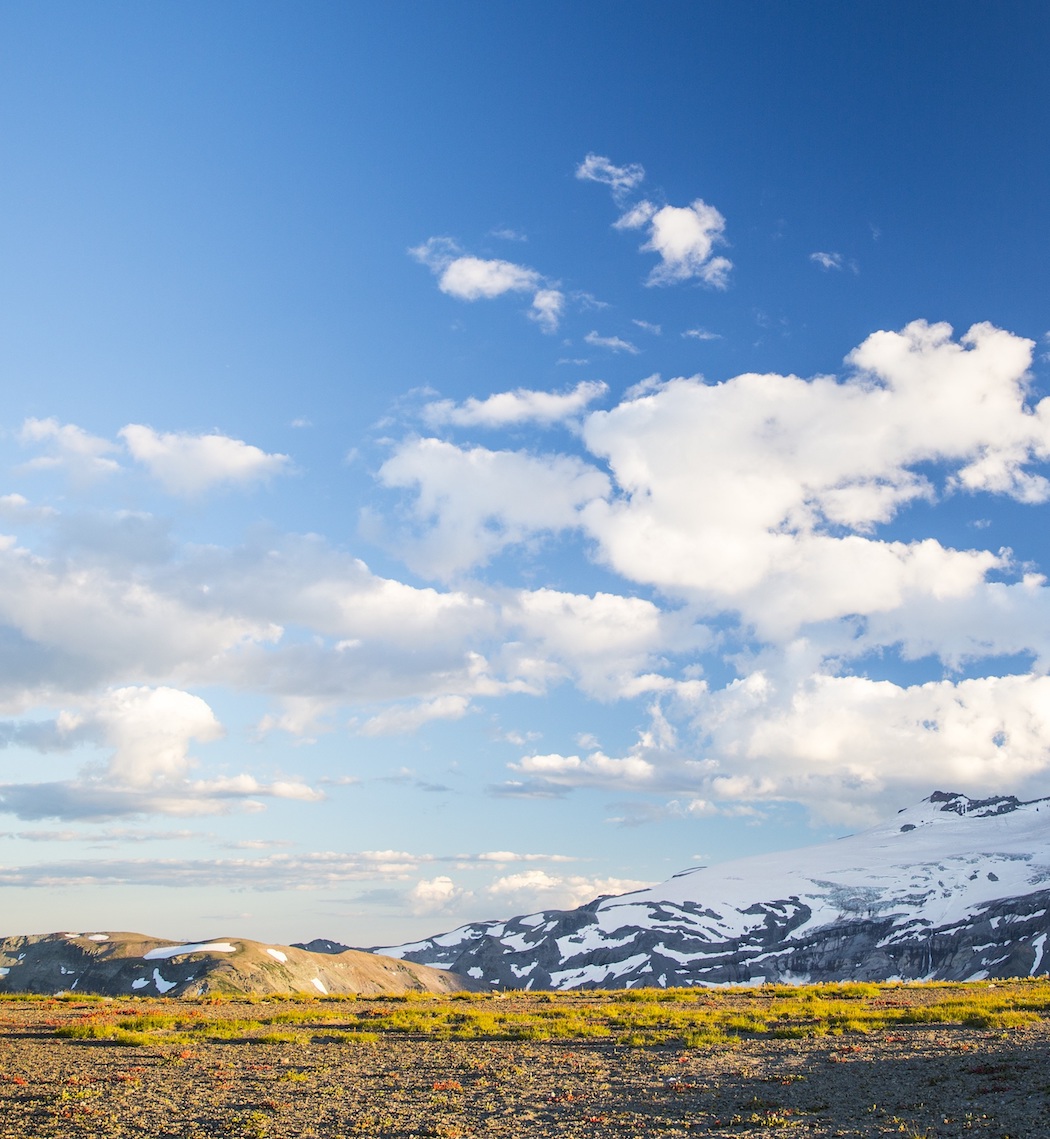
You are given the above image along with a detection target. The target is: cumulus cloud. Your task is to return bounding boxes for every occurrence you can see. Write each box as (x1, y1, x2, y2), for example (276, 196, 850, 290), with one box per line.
(438, 257, 540, 300)
(502, 587, 707, 699)
(584, 331, 639, 354)
(682, 327, 721, 341)
(408, 875, 465, 914)
(19, 418, 121, 480)
(615, 198, 732, 287)
(685, 668, 1050, 824)
(376, 438, 610, 576)
(574, 153, 645, 201)
(484, 869, 651, 911)
(0, 685, 321, 821)
(120, 425, 290, 495)
(579, 321, 1045, 632)
(410, 237, 563, 331)
(528, 288, 565, 333)
(510, 750, 657, 788)
(422, 381, 607, 429)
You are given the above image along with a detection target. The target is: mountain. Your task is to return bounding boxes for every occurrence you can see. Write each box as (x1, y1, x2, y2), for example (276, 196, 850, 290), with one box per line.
(373, 792, 1050, 990)
(0, 931, 478, 997)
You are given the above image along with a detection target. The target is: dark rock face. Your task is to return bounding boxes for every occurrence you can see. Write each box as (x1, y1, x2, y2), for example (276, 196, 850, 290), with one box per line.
(292, 938, 352, 955)
(371, 792, 1050, 990)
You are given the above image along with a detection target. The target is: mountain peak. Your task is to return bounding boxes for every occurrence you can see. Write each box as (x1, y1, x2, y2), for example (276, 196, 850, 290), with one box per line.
(927, 790, 1025, 817)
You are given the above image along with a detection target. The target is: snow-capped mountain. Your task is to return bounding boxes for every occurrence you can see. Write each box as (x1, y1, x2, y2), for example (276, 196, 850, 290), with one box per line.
(374, 792, 1050, 989)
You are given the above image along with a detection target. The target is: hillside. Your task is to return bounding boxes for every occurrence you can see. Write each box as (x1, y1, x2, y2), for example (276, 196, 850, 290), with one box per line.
(374, 791, 1050, 989)
(0, 930, 477, 997)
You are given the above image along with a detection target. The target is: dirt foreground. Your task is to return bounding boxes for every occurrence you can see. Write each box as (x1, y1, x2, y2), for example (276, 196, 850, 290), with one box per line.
(1, 995, 1047, 1138)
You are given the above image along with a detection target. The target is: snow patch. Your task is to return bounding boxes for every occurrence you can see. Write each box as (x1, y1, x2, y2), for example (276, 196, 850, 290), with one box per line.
(152, 968, 177, 993)
(310, 977, 328, 994)
(87, 934, 109, 941)
(1032, 933, 1047, 975)
(144, 942, 237, 960)
(265, 948, 288, 964)
(131, 978, 149, 990)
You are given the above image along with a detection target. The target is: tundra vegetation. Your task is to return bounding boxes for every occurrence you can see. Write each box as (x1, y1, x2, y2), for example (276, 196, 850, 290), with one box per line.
(42, 977, 1050, 1048)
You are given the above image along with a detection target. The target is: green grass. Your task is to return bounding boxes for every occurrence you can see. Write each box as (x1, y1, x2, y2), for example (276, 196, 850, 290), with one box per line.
(41, 976, 1050, 1049)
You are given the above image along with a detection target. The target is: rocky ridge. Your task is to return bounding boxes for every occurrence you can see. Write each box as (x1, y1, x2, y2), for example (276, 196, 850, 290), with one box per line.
(0, 930, 477, 997)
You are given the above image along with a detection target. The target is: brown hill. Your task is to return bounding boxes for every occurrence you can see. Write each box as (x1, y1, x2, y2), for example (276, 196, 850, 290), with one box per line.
(0, 931, 480, 997)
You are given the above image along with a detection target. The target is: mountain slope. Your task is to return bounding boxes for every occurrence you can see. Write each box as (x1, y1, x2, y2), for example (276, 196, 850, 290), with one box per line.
(0, 931, 478, 997)
(374, 792, 1050, 989)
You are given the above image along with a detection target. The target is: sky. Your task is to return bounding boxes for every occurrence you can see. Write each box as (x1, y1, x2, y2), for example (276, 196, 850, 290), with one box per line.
(1, 1, 1049, 948)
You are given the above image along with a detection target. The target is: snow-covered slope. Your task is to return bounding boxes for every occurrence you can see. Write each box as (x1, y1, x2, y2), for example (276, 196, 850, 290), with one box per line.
(374, 792, 1050, 989)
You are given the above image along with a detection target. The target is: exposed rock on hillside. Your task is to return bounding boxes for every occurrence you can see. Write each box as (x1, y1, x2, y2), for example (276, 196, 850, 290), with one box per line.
(0, 931, 477, 997)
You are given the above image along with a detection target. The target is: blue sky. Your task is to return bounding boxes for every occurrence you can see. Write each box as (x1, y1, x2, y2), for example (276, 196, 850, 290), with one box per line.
(1, 2, 1049, 946)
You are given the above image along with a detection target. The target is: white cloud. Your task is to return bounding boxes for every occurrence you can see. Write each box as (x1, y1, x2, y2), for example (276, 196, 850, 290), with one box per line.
(408, 875, 465, 914)
(438, 256, 540, 300)
(0, 685, 321, 821)
(689, 668, 1050, 824)
(410, 237, 562, 331)
(422, 381, 607, 429)
(19, 418, 121, 479)
(810, 251, 858, 274)
(810, 251, 844, 270)
(489, 227, 527, 242)
(376, 438, 610, 576)
(528, 288, 564, 333)
(682, 327, 721, 341)
(632, 319, 662, 335)
(574, 153, 645, 201)
(584, 330, 639, 354)
(579, 321, 1044, 633)
(485, 869, 650, 911)
(120, 425, 290, 495)
(616, 199, 732, 287)
(510, 749, 657, 789)
(502, 587, 706, 699)
(359, 694, 471, 736)
(89, 685, 224, 786)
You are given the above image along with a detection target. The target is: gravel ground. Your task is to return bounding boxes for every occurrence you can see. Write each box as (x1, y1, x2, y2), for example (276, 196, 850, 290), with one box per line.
(1, 999, 1047, 1137)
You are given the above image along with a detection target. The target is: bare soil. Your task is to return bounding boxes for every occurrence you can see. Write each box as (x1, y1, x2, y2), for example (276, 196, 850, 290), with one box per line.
(1, 998, 1048, 1137)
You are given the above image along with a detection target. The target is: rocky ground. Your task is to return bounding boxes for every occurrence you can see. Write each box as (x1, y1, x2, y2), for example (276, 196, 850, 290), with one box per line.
(1, 997, 1047, 1137)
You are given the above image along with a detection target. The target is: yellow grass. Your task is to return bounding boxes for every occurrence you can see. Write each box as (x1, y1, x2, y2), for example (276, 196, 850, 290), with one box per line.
(47, 975, 1050, 1049)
